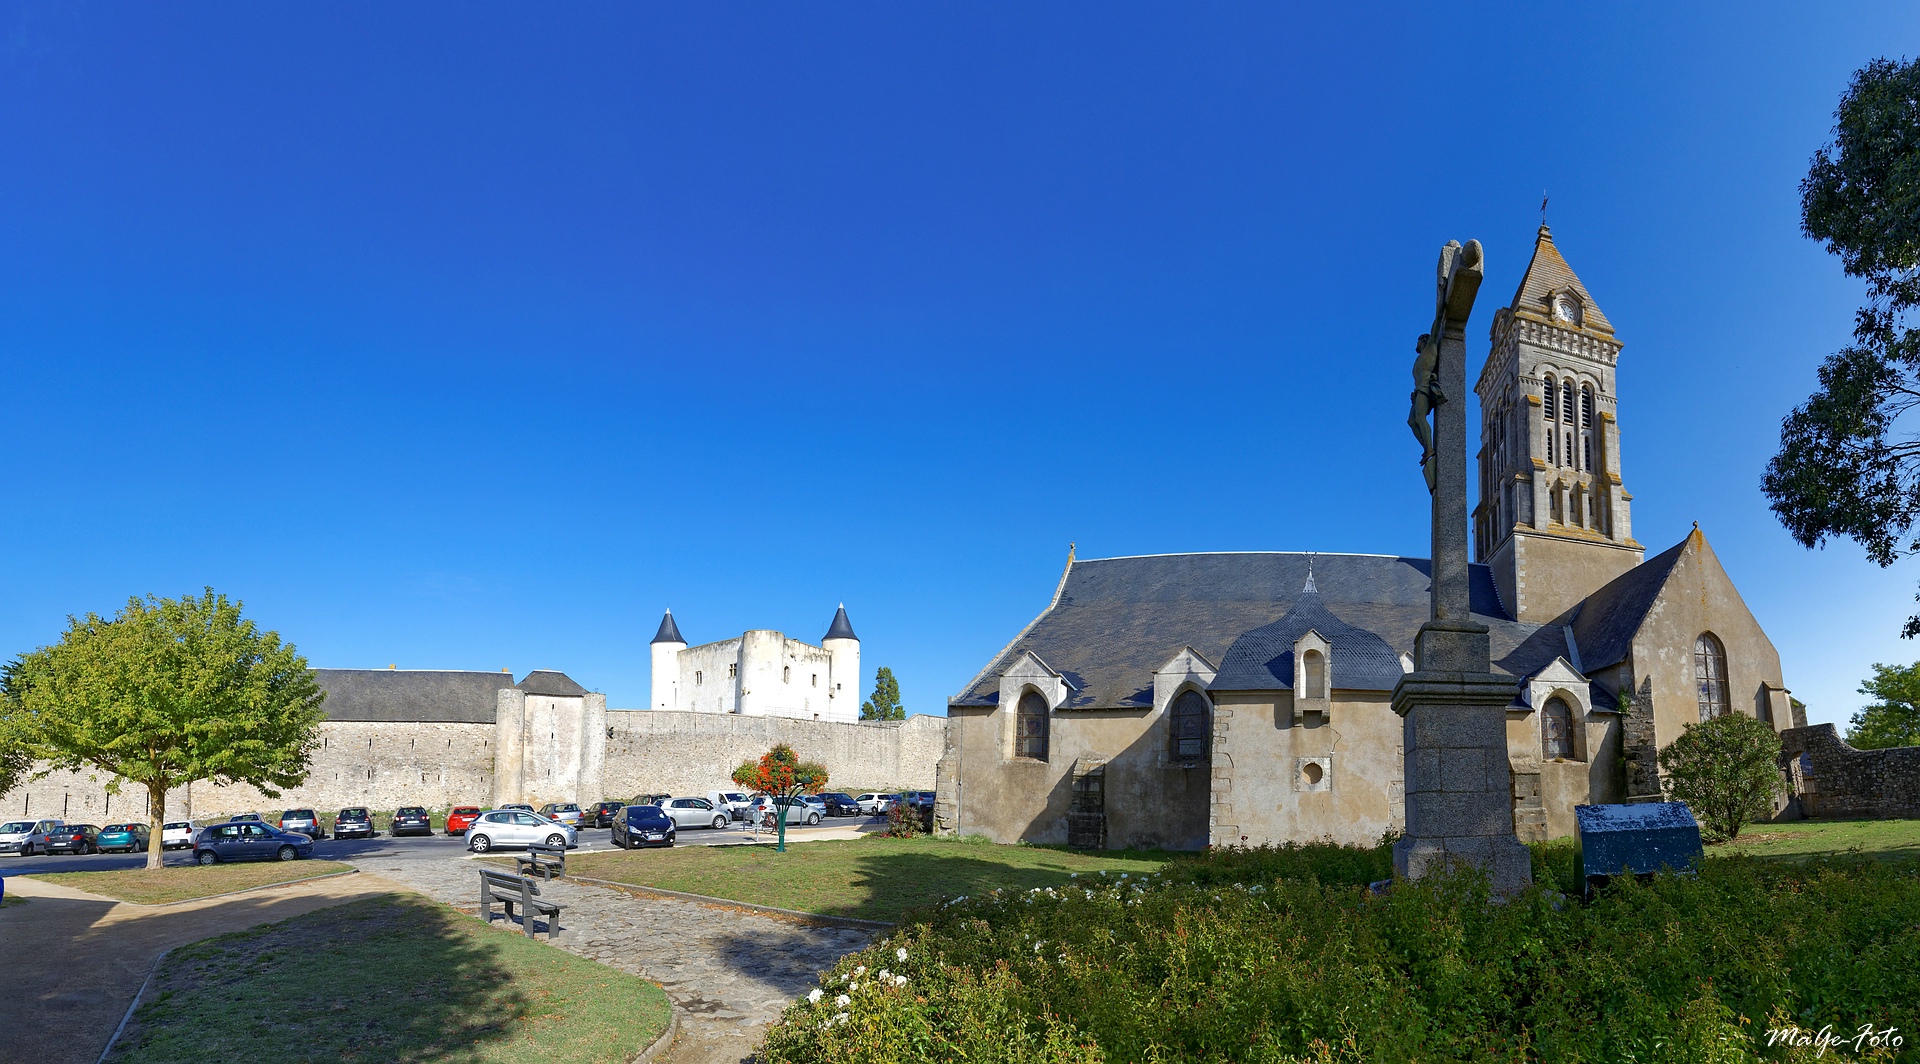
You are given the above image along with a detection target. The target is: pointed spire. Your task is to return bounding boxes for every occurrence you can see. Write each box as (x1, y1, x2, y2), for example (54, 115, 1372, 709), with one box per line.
(1303, 555, 1318, 595)
(1508, 225, 1614, 336)
(650, 609, 686, 645)
(824, 603, 858, 642)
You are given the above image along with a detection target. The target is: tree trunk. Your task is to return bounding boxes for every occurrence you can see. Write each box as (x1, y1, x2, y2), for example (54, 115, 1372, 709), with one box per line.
(146, 779, 168, 870)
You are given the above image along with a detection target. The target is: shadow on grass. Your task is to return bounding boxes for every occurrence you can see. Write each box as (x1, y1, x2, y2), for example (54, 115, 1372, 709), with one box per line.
(108, 894, 535, 1064)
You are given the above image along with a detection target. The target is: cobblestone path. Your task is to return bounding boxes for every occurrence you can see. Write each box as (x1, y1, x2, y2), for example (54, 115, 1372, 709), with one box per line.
(352, 852, 875, 1064)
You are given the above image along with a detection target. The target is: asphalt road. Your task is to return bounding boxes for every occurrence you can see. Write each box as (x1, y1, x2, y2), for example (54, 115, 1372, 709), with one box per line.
(1, 814, 883, 877)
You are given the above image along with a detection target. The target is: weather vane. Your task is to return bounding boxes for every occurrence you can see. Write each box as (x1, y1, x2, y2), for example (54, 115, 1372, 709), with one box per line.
(1541, 192, 1549, 226)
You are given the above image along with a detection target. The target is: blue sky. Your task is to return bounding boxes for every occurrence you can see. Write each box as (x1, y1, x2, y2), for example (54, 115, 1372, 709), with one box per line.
(2, 5, 1916, 728)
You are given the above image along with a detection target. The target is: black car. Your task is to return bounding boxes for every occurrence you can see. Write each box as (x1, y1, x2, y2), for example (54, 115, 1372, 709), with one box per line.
(586, 801, 625, 828)
(816, 792, 861, 817)
(611, 804, 676, 849)
(43, 824, 100, 854)
(333, 807, 375, 839)
(391, 807, 433, 837)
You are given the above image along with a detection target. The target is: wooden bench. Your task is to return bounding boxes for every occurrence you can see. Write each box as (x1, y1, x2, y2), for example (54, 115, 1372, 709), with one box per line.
(478, 868, 564, 941)
(514, 842, 566, 881)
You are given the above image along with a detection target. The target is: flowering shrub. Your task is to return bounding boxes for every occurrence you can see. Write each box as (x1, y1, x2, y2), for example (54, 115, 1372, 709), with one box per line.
(882, 801, 931, 838)
(762, 847, 1920, 1063)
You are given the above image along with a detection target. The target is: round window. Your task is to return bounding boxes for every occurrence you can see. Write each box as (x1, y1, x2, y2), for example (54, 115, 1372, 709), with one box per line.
(1303, 762, 1324, 786)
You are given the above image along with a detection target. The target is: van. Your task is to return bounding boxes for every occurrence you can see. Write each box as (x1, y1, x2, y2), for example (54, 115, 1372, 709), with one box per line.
(0, 818, 63, 857)
(708, 792, 750, 821)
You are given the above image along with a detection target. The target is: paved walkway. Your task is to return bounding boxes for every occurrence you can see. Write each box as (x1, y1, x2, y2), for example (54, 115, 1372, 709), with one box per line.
(357, 851, 874, 1064)
(0, 870, 399, 1064)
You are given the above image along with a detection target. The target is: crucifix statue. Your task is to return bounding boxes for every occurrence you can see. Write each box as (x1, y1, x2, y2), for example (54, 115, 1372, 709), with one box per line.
(1407, 238, 1483, 621)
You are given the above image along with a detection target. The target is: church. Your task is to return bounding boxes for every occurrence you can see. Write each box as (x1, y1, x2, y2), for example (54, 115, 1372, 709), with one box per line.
(939, 227, 1796, 851)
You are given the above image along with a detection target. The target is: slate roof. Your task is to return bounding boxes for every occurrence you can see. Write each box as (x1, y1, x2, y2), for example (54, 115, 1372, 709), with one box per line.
(1510, 225, 1615, 335)
(651, 610, 686, 645)
(518, 670, 590, 697)
(1570, 533, 1693, 672)
(1211, 586, 1406, 692)
(824, 605, 858, 642)
(950, 552, 1572, 710)
(312, 669, 516, 723)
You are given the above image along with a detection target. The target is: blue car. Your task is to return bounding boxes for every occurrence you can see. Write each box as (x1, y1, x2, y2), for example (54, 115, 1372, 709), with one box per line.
(194, 821, 315, 864)
(611, 804, 676, 849)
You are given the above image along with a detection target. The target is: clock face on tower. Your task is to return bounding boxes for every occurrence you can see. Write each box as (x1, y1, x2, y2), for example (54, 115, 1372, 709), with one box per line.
(1553, 295, 1580, 325)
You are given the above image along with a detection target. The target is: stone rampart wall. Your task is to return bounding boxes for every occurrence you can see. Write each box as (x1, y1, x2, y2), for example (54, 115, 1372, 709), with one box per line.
(600, 709, 945, 800)
(1779, 724, 1920, 820)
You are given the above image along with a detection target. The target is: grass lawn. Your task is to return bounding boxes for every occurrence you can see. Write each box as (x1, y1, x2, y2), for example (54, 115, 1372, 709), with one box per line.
(107, 893, 671, 1064)
(30, 860, 355, 904)
(1711, 816, 1920, 861)
(567, 835, 1170, 923)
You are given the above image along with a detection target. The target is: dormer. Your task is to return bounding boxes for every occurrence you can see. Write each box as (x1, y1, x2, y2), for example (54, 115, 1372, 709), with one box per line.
(1293, 629, 1331, 725)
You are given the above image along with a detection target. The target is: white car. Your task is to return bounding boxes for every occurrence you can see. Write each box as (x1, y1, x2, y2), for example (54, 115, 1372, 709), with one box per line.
(661, 797, 729, 830)
(0, 819, 61, 857)
(161, 822, 199, 850)
(855, 793, 899, 815)
(465, 810, 578, 853)
(707, 791, 751, 820)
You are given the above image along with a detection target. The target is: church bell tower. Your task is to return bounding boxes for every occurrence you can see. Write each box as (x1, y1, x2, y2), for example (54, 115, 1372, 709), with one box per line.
(1474, 227, 1643, 622)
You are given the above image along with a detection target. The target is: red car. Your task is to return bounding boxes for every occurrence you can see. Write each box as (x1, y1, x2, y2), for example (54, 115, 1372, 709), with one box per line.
(446, 806, 481, 836)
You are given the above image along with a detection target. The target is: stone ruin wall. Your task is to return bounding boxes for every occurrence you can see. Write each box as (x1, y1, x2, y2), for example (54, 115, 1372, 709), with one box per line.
(600, 709, 945, 800)
(1778, 723, 1920, 820)
(0, 720, 497, 823)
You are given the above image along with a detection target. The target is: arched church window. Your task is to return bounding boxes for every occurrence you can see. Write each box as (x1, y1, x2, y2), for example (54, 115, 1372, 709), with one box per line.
(1581, 385, 1594, 428)
(1170, 690, 1210, 763)
(1302, 649, 1328, 699)
(1562, 381, 1576, 423)
(1543, 377, 1557, 420)
(1016, 691, 1050, 761)
(1542, 697, 1574, 760)
(1695, 633, 1731, 720)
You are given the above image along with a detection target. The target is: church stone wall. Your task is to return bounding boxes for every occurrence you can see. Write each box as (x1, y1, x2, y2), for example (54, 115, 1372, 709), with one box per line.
(1779, 724, 1920, 820)
(0, 720, 497, 824)
(599, 709, 944, 801)
(1212, 691, 1405, 848)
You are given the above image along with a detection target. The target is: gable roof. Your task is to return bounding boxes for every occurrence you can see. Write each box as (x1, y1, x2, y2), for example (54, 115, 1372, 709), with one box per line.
(1569, 532, 1692, 671)
(1509, 226, 1615, 336)
(1210, 586, 1406, 692)
(517, 670, 589, 697)
(651, 610, 686, 645)
(950, 552, 1566, 710)
(313, 669, 515, 723)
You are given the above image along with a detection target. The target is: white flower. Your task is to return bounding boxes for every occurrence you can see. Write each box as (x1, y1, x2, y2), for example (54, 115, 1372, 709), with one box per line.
(895, 974, 908, 986)
(878, 969, 890, 980)
(849, 982, 860, 993)
(808, 989, 823, 1004)
(896, 947, 908, 962)
(820, 1021, 832, 1031)
(834, 1012, 849, 1024)
(854, 965, 866, 976)
(835, 994, 851, 1008)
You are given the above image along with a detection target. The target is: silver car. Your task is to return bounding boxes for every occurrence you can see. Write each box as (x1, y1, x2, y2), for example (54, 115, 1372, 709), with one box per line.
(538, 802, 585, 828)
(0, 819, 61, 857)
(660, 797, 729, 830)
(464, 810, 578, 853)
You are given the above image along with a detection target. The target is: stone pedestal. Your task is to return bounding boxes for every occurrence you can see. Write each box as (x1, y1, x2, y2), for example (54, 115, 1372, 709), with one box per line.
(1391, 621, 1533, 893)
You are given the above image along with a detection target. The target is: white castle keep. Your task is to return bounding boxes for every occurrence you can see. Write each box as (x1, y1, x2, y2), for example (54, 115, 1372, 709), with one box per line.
(648, 605, 861, 723)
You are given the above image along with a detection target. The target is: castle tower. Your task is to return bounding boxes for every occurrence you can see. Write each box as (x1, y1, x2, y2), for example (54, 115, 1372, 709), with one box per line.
(822, 604, 860, 723)
(649, 609, 686, 711)
(1474, 227, 1643, 622)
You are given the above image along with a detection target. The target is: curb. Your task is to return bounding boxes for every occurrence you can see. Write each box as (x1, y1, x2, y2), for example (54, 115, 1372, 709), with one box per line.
(96, 945, 172, 1064)
(630, 1005, 681, 1064)
(569, 875, 895, 931)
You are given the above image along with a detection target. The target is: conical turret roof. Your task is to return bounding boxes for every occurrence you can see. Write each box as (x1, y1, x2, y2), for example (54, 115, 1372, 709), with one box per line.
(651, 610, 686, 645)
(824, 604, 858, 642)
(1508, 225, 1614, 336)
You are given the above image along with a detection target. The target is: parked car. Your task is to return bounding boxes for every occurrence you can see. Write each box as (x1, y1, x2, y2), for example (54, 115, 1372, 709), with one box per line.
(391, 807, 434, 837)
(43, 824, 101, 855)
(748, 795, 823, 826)
(500, 802, 536, 813)
(611, 804, 676, 849)
(538, 803, 585, 828)
(659, 797, 729, 830)
(585, 801, 624, 828)
(194, 821, 315, 864)
(96, 823, 152, 853)
(627, 793, 672, 809)
(707, 792, 751, 820)
(16, 819, 70, 857)
(463, 810, 577, 853)
(277, 809, 322, 838)
(815, 792, 861, 817)
(161, 821, 198, 850)
(446, 806, 482, 835)
(228, 812, 263, 823)
(333, 807, 375, 839)
(0, 819, 62, 857)
(903, 791, 937, 812)
(855, 793, 899, 815)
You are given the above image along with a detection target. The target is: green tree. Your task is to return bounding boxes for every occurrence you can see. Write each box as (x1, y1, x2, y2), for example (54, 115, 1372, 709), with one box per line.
(1847, 661, 1920, 749)
(0, 715, 28, 798)
(730, 742, 828, 853)
(860, 666, 905, 720)
(1657, 714, 1784, 842)
(1, 590, 324, 868)
(1763, 58, 1920, 635)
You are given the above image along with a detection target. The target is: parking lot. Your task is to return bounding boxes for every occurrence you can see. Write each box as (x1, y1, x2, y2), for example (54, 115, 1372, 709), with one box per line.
(1, 813, 888, 877)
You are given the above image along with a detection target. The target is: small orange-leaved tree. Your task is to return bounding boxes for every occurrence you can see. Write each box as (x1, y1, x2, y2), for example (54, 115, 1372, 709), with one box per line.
(731, 743, 828, 852)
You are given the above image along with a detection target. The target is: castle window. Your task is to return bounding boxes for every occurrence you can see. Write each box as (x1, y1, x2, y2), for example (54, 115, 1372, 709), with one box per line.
(1170, 689, 1210, 763)
(728, 663, 737, 679)
(1543, 377, 1557, 420)
(1581, 385, 1594, 428)
(1542, 697, 1574, 760)
(1016, 691, 1050, 761)
(1302, 649, 1328, 700)
(812, 673, 817, 687)
(1695, 634, 1731, 720)
(695, 671, 703, 685)
(783, 666, 791, 683)
(1562, 381, 1576, 423)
